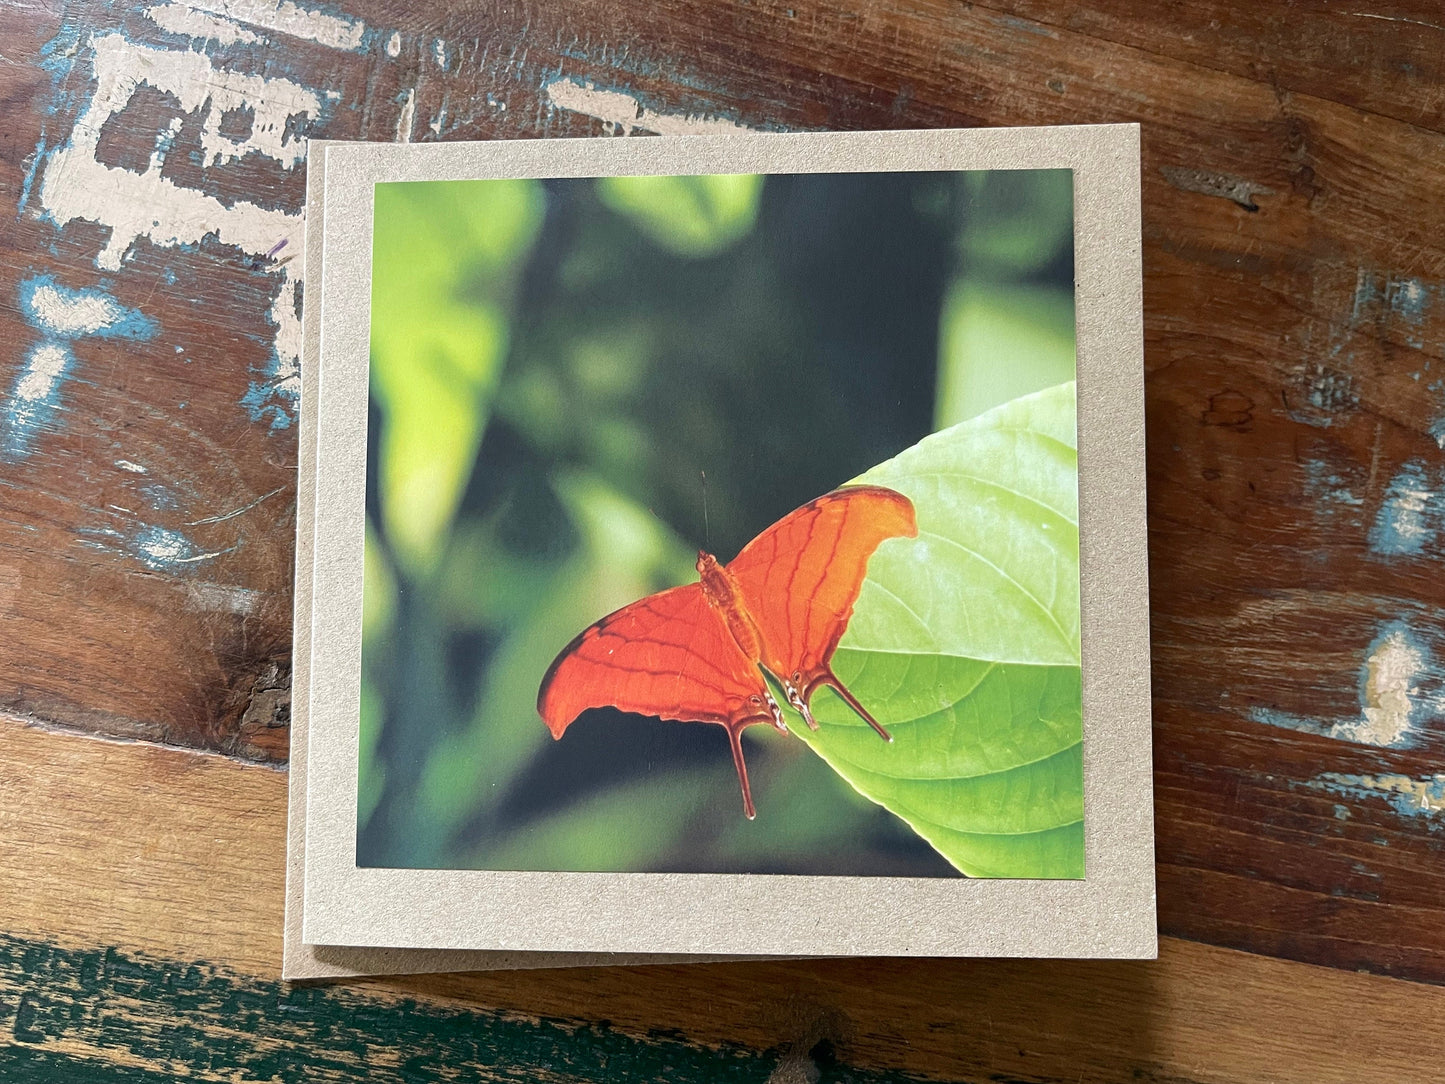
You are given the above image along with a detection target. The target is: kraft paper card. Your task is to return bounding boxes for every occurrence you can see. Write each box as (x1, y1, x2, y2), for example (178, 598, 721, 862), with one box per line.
(292, 125, 1155, 963)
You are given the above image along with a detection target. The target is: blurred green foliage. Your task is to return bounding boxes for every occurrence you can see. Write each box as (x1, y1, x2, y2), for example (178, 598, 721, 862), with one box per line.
(361, 167, 1077, 875)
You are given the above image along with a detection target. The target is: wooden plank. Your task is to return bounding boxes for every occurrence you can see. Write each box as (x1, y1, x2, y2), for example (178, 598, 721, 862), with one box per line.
(4, 715, 1445, 1084)
(0, 0, 1441, 983)
(977, 0, 1445, 133)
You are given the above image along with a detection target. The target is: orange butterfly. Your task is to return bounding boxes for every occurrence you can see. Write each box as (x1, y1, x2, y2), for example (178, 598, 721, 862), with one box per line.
(537, 485, 917, 817)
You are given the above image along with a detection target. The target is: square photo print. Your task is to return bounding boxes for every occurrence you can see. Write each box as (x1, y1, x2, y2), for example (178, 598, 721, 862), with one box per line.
(358, 164, 1084, 881)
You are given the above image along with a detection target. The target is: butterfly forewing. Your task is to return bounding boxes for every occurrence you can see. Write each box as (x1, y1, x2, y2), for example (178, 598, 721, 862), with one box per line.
(727, 486, 917, 683)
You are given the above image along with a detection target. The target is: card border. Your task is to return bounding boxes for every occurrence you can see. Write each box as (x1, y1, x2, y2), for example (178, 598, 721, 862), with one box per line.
(303, 125, 1156, 958)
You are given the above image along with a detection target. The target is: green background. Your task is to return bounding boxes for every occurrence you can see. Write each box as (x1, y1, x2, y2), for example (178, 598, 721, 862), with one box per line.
(360, 167, 1076, 875)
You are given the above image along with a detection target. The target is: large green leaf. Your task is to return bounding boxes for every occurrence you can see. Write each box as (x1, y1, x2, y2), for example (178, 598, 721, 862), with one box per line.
(790, 381, 1084, 878)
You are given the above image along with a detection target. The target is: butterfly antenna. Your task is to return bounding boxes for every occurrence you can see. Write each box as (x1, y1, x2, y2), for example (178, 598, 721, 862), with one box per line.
(701, 470, 710, 550)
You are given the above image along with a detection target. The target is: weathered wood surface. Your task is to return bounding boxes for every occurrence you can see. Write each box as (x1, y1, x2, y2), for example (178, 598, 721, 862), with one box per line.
(5, 714, 1445, 1083)
(0, 0, 1440, 1058)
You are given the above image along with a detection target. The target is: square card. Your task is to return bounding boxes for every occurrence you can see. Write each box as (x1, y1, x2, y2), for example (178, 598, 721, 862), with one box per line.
(283, 143, 732, 978)
(302, 125, 1155, 959)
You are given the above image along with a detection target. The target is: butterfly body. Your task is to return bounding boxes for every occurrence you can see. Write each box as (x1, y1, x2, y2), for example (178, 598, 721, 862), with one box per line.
(537, 485, 917, 818)
(696, 551, 767, 664)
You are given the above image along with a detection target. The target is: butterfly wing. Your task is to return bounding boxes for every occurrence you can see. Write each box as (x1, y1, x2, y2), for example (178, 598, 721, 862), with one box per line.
(726, 485, 917, 734)
(537, 582, 779, 817)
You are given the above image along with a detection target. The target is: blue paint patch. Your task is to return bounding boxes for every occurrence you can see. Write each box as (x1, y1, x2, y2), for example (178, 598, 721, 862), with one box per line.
(1, 342, 75, 459)
(18, 135, 47, 214)
(127, 525, 234, 571)
(131, 525, 198, 570)
(241, 379, 296, 431)
(1386, 276, 1433, 323)
(18, 274, 159, 341)
(1246, 707, 1333, 740)
(241, 274, 301, 431)
(1306, 773, 1445, 831)
(1369, 460, 1444, 556)
(1429, 417, 1445, 450)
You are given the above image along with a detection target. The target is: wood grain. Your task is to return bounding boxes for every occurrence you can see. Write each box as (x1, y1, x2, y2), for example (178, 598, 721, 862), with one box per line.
(0, 0, 1441, 988)
(4, 713, 1445, 1083)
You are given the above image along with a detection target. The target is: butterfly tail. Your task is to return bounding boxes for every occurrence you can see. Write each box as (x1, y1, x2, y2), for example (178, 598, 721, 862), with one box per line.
(725, 724, 757, 820)
(822, 670, 893, 743)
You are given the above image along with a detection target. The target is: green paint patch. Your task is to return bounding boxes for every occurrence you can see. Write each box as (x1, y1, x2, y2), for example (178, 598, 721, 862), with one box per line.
(0, 934, 941, 1083)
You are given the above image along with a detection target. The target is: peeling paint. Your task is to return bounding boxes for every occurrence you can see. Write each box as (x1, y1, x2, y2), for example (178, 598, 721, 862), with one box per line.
(1248, 622, 1440, 748)
(2, 343, 74, 458)
(543, 76, 755, 135)
(1307, 773, 1445, 828)
(132, 524, 231, 570)
(156, 0, 367, 51)
(1429, 417, 1445, 450)
(395, 88, 416, 142)
(19, 274, 158, 340)
(34, 28, 308, 428)
(385, 30, 401, 58)
(115, 459, 148, 474)
(145, 2, 266, 46)
(1385, 276, 1433, 349)
(1370, 460, 1444, 556)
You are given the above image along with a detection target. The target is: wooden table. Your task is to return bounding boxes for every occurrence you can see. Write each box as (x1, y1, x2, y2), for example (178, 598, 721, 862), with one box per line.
(3, 1, 1443, 1079)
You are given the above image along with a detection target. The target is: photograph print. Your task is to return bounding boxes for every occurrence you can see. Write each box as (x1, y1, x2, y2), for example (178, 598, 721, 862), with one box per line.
(358, 164, 1083, 879)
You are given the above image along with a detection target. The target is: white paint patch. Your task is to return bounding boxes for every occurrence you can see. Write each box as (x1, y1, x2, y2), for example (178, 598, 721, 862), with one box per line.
(14, 343, 70, 405)
(266, 264, 302, 406)
(115, 460, 148, 474)
(395, 87, 416, 143)
(145, 2, 265, 45)
(544, 76, 754, 136)
(135, 526, 191, 566)
(386, 30, 401, 57)
(37, 32, 307, 414)
(26, 280, 130, 337)
(432, 37, 447, 68)
(1248, 623, 1438, 749)
(1331, 630, 1422, 746)
(40, 33, 313, 267)
(132, 525, 231, 570)
(164, 0, 365, 51)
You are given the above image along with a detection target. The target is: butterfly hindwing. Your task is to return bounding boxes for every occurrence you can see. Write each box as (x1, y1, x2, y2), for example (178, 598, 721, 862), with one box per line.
(536, 583, 781, 817)
(538, 584, 767, 734)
